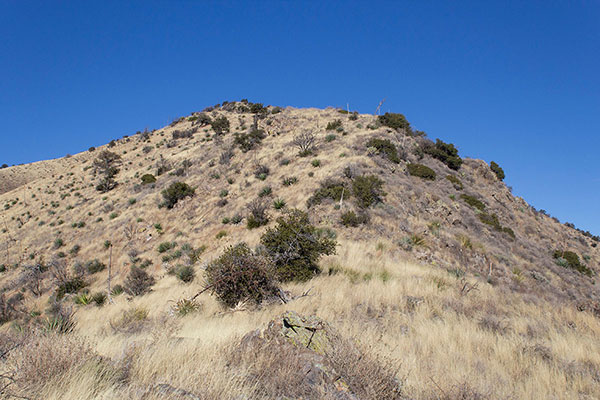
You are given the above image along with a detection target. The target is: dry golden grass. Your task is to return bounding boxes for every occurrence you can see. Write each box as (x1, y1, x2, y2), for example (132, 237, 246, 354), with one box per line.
(2, 240, 598, 399)
(1, 105, 599, 399)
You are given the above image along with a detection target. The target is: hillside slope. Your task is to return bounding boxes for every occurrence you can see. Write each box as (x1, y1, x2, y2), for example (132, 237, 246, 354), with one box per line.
(1, 102, 597, 307)
(0, 101, 599, 399)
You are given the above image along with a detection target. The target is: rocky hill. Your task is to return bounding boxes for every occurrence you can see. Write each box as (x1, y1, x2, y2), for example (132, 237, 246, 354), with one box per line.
(0, 100, 599, 399)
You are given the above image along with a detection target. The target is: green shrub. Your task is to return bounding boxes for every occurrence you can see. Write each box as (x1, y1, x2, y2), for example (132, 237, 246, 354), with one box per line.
(326, 119, 343, 131)
(407, 164, 436, 180)
(261, 209, 337, 282)
(211, 116, 230, 134)
(91, 292, 107, 306)
(157, 241, 177, 253)
(460, 194, 485, 211)
(446, 175, 463, 190)
(53, 238, 64, 249)
(421, 139, 462, 170)
(216, 230, 227, 239)
(307, 179, 348, 208)
(478, 212, 501, 229)
(86, 259, 106, 274)
(366, 138, 401, 163)
(311, 159, 321, 167)
(234, 127, 266, 152)
(56, 277, 87, 300)
(173, 265, 195, 283)
(340, 210, 369, 227)
(124, 267, 155, 296)
(352, 175, 385, 208)
(206, 242, 279, 307)
(258, 186, 272, 197)
(162, 182, 195, 209)
(490, 161, 505, 181)
(325, 134, 337, 142)
(377, 112, 411, 132)
(553, 250, 593, 276)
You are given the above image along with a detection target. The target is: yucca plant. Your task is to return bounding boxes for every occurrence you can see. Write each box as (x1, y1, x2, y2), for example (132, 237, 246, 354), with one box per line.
(171, 298, 201, 316)
(273, 198, 286, 210)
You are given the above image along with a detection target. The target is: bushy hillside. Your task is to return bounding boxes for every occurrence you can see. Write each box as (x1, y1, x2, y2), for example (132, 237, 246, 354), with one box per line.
(0, 101, 599, 399)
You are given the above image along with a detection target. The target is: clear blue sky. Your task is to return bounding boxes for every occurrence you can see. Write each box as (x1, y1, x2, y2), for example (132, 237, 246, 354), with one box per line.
(1, 1, 598, 234)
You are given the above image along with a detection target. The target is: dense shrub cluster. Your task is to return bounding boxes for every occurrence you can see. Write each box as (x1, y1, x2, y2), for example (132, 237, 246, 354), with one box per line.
(211, 116, 230, 134)
(490, 161, 505, 181)
(235, 126, 266, 152)
(407, 163, 436, 180)
(141, 173, 156, 185)
(421, 139, 462, 170)
(553, 250, 593, 276)
(377, 112, 411, 132)
(205, 242, 279, 307)
(261, 209, 337, 282)
(366, 138, 401, 163)
(352, 175, 385, 208)
(161, 182, 195, 209)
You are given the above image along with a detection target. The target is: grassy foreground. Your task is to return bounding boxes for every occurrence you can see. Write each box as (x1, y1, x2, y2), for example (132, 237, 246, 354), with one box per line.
(2, 240, 599, 399)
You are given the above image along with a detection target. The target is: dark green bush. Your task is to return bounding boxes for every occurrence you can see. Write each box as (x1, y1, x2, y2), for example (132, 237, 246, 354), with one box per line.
(407, 164, 436, 181)
(261, 209, 337, 282)
(211, 116, 230, 134)
(92, 292, 107, 306)
(125, 266, 155, 296)
(234, 127, 266, 152)
(490, 161, 505, 181)
(141, 174, 156, 185)
(352, 175, 386, 208)
(205, 242, 279, 307)
(366, 138, 401, 163)
(478, 212, 501, 230)
(421, 139, 462, 170)
(56, 277, 87, 300)
(446, 175, 463, 190)
(340, 210, 369, 227)
(157, 242, 176, 253)
(553, 250, 593, 276)
(326, 119, 343, 131)
(377, 112, 411, 132)
(161, 182, 195, 209)
(307, 179, 348, 208)
(460, 194, 485, 211)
